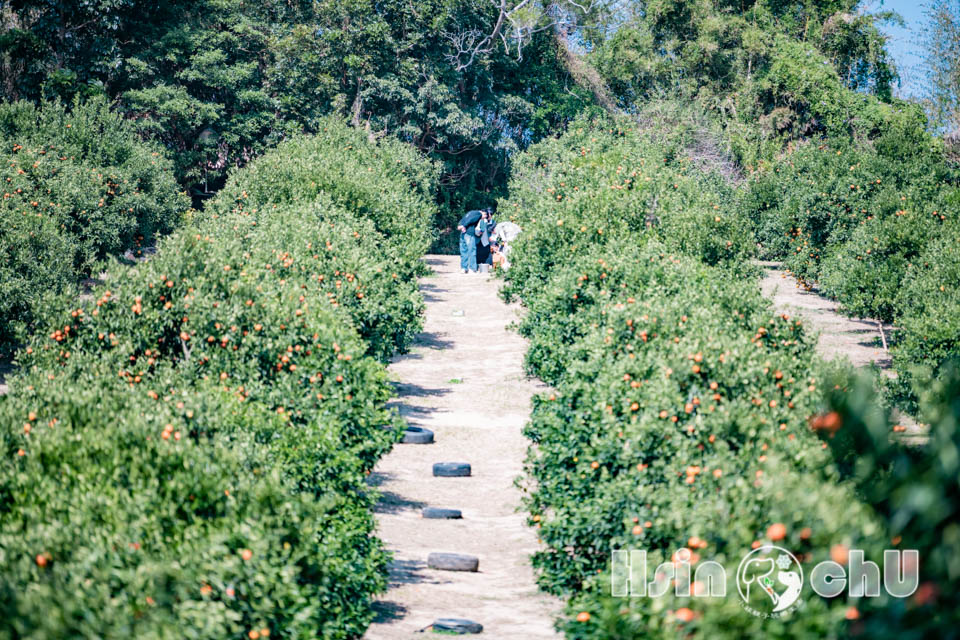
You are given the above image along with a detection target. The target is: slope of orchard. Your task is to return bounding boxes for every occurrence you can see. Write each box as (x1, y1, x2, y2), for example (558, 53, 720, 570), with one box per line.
(591, 12, 960, 408)
(0, 118, 438, 638)
(741, 128, 960, 403)
(501, 117, 908, 638)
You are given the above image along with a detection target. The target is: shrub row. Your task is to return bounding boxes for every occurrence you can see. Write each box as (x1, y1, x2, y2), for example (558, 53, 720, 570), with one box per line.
(502, 119, 901, 638)
(205, 125, 438, 362)
(741, 137, 960, 383)
(817, 363, 960, 638)
(0, 119, 437, 638)
(0, 98, 187, 356)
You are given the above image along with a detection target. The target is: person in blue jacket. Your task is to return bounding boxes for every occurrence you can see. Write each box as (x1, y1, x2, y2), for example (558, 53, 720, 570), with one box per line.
(457, 208, 483, 273)
(475, 208, 495, 266)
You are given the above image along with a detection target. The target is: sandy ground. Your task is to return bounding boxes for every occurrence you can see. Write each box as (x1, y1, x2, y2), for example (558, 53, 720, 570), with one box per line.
(758, 261, 923, 440)
(364, 255, 561, 638)
(758, 261, 894, 371)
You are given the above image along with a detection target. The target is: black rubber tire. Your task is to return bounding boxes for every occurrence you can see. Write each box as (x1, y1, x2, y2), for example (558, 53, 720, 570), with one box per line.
(401, 426, 434, 444)
(433, 462, 471, 477)
(422, 507, 463, 519)
(432, 618, 484, 634)
(427, 552, 479, 572)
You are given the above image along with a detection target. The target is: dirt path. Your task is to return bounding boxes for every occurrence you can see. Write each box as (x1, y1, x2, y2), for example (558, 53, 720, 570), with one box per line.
(364, 255, 561, 638)
(758, 261, 924, 440)
(758, 261, 894, 371)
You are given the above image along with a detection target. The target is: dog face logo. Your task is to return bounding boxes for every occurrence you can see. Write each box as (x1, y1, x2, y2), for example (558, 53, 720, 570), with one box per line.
(736, 545, 804, 616)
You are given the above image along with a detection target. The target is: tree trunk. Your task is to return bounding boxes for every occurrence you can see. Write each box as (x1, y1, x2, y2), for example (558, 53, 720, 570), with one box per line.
(350, 81, 363, 128)
(552, 23, 619, 115)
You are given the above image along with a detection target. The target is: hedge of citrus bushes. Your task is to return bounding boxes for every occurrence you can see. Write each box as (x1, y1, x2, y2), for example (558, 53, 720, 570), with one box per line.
(502, 118, 903, 638)
(0, 118, 437, 638)
(0, 98, 187, 356)
(818, 363, 960, 638)
(740, 134, 960, 387)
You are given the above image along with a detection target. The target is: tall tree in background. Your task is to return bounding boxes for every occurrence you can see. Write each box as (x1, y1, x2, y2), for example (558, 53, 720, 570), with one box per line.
(590, 0, 899, 106)
(924, 0, 960, 136)
(0, 0, 610, 227)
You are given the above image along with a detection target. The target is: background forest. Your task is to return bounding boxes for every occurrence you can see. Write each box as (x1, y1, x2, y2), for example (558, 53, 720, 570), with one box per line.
(3, 0, 960, 638)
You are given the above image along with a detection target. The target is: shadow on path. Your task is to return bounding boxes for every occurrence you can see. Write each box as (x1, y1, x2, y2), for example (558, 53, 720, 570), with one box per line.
(371, 601, 409, 624)
(373, 490, 428, 515)
(389, 381, 450, 398)
(420, 283, 449, 303)
(385, 402, 445, 421)
(424, 257, 448, 268)
(412, 331, 454, 350)
(387, 559, 451, 587)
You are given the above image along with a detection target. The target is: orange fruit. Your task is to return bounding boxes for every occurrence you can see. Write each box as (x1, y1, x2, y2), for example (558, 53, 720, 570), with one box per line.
(675, 607, 695, 622)
(767, 523, 787, 541)
(831, 544, 849, 564)
(576, 611, 591, 622)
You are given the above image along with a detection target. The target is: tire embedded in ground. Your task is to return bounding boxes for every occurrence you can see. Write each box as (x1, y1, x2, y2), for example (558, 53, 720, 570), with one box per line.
(431, 618, 484, 634)
(433, 462, 471, 477)
(401, 425, 434, 444)
(427, 552, 479, 572)
(422, 507, 462, 519)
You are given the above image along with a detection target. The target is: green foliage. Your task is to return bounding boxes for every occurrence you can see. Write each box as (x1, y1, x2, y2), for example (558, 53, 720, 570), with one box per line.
(503, 117, 899, 639)
(590, 1, 897, 111)
(505, 123, 900, 638)
(501, 113, 752, 303)
(921, 0, 960, 133)
(206, 118, 439, 361)
(589, 0, 910, 180)
(2, 0, 593, 223)
(543, 10, 960, 634)
(893, 224, 960, 374)
(0, 118, 431, 637)
(585, 0, 955, 382)
(817, 363, 960, 637)
(0, 97, 186, 356)
(739, 133, 960, 381)
(209, 120, 438, 264)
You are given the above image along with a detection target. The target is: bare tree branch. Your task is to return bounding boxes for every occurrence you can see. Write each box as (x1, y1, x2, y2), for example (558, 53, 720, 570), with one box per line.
(442, 0, 628, 71)
(443, 0, 542, 71)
